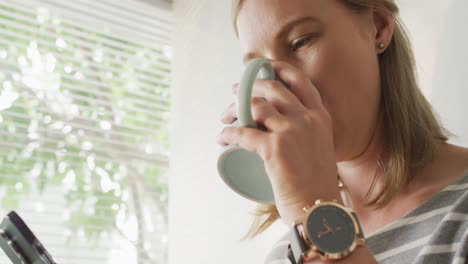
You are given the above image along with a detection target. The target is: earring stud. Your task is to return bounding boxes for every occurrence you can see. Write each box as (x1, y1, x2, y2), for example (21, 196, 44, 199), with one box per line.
(378, 42, 385, 49)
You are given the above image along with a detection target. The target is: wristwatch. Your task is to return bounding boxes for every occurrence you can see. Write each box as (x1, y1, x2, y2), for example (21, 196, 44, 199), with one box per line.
(288, 200, 365, 263)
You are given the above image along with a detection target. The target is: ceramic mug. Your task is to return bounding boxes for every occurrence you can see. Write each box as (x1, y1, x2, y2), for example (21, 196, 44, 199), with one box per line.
(217, 58, 276, 204)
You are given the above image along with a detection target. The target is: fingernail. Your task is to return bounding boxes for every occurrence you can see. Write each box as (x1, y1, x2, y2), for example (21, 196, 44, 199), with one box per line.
(219, 112, 228, 123)
(232, 83, 239, 93)
(216, 134, 226, 146)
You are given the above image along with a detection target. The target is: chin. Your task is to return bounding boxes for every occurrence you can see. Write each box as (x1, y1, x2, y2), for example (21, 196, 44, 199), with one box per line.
(334, 136, 363, 163)
(333, 139, 348, 162)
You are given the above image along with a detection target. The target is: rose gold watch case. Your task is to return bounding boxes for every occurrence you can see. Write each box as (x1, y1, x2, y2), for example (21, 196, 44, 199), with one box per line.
(293, 200, 366, 261)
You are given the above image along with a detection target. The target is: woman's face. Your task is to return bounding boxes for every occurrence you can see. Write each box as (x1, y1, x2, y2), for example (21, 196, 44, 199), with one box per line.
(237, 0, 383, 161)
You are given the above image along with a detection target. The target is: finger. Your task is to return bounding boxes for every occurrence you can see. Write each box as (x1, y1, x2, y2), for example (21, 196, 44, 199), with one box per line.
(220, 102, 237, 124)
(254, 79, 303, 112)
(217, 126, 266, 153)
(251, 97, 285, 130)
(234, 79, 303, 113)
(232, 83, 239, 94)
(271, 60, 323, 109)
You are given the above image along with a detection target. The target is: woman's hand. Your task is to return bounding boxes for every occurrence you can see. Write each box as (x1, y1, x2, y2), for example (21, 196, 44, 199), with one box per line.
(217, 61, 342, 224)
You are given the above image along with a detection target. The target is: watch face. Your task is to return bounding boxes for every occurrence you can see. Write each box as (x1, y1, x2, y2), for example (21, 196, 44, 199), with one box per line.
(305, 204, 356, 254)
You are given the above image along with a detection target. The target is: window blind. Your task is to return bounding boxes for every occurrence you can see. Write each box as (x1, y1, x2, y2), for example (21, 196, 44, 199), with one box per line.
(0, 0, 172, 263)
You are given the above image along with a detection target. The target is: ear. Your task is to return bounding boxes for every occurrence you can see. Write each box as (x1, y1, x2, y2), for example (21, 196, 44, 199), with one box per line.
(372, 9, 395, 54)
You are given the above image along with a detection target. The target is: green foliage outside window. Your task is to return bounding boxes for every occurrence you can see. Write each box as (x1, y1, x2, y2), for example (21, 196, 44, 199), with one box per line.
(0, 3, 171, 263)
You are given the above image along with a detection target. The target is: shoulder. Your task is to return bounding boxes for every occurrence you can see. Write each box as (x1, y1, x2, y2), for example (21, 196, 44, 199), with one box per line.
(415, 143, 468, 195)
(439, 144, 468, 193)
(367, 173, 467, 263)
(443, 144, 468, 173)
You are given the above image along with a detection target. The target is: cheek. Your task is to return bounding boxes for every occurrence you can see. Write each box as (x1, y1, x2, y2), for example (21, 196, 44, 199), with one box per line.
(301, 40, 380, 105)
(298, 38, 381, 153)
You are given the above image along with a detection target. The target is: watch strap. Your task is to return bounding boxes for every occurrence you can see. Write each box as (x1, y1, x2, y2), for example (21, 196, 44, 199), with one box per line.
(351, 211, 365, 239)
(287, 244, 296, 264)
(289, 225, 308, 264)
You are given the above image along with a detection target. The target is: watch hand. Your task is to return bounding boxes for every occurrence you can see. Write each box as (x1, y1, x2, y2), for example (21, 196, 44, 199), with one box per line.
(317, 229, 333, 238)
(318, 219, 336, 238)
(322, 218, 333, 231)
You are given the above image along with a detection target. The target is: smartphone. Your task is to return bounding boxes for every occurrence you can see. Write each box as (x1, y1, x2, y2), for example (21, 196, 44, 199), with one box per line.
(0, 211, 56, 264)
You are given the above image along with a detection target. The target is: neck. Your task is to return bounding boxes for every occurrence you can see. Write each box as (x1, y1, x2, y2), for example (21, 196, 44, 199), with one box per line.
(337, 119, 386, 210)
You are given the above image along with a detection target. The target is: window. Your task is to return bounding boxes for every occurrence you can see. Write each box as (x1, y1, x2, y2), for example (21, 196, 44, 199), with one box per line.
(0, 0, 172, 263)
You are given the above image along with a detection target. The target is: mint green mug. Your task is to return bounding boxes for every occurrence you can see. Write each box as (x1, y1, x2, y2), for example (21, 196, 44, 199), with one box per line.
(217, 58, 276, 204)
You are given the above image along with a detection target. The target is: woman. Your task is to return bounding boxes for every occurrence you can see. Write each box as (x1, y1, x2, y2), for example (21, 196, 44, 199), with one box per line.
(218, 0, 468, 263)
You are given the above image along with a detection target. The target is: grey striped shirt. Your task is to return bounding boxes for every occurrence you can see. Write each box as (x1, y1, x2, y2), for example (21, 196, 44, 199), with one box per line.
(265, 172, 468, 264)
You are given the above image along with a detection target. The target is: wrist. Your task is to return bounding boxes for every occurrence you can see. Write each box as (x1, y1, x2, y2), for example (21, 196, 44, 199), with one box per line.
(288, 199, 365, 263)
(280, 188, 343, 225)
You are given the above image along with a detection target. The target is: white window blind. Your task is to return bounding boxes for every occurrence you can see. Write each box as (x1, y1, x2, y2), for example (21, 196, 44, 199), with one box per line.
(0, 0, 172, 263)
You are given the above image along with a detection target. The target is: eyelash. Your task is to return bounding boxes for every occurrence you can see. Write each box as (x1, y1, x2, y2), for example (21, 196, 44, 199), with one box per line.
(291, 35, 315, 52)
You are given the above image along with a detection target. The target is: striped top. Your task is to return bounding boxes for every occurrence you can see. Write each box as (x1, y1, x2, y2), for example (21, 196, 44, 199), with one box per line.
(265, 172, 468, 264)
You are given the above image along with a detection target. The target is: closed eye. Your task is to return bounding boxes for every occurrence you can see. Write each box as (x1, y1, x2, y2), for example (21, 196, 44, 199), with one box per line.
(290, 35, 316, 52)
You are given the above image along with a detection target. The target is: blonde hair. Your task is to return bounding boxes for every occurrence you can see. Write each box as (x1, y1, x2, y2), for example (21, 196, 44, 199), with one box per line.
(232, 0, 449, 239)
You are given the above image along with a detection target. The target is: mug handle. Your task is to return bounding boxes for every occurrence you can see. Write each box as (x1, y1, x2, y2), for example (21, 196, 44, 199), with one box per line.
(237, 58, 275, 128)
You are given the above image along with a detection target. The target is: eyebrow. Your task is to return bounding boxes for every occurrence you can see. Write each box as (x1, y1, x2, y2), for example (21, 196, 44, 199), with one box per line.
(275, 16, 321, 40)
(242, 16, 321, 63)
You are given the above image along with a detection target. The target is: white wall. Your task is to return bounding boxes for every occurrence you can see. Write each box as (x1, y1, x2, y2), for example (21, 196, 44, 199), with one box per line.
(428, 0, 468, 146)
(168, 1, 468, 264)
(397, 0, 468, 146)
(168, 1, 287, 264)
